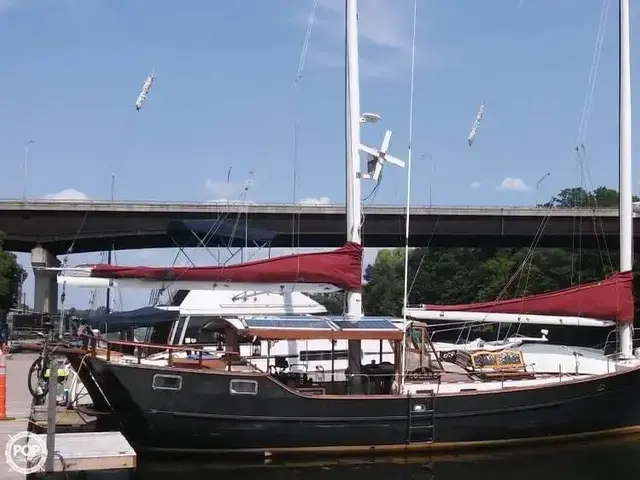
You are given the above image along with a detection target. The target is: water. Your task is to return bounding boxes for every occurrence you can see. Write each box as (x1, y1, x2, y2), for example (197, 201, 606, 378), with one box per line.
(129, 434, 640, 480)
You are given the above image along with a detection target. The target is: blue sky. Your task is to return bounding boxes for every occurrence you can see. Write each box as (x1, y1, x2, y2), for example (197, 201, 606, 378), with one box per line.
(2, 0, 638, 309)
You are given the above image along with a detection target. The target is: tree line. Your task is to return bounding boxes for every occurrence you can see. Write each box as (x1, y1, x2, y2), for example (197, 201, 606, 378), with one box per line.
(0, 233, 27, 314)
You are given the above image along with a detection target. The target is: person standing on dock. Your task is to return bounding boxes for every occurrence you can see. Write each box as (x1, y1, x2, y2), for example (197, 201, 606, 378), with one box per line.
(77, 319, 95, 349)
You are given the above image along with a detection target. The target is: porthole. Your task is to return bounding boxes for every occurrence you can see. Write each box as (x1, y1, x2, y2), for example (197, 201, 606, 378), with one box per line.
(152, 374, 182, 391)
(229, 379, 258, 395)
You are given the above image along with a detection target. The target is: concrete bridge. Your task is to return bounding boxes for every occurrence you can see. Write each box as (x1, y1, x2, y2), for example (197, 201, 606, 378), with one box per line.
(0, 199, 632, 314)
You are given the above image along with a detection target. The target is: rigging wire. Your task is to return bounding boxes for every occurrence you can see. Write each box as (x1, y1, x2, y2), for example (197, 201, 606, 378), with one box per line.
(408, 1, 612, 341)
(471, 1, 612, 337)
(571, 0, 613, 282)
(576, 0, 610, 146)
(57, 211, 89, 336)
(400, 0, 418, 390)
(291, 0, 320, 256)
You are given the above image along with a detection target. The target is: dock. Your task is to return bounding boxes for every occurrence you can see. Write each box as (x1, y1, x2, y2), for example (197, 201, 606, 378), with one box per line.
(31, 431, 136, 473)
(0, 353, 136, 478)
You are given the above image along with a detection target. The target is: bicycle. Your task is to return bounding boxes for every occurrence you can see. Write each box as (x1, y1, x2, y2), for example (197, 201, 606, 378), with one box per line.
(27, 331, 52, 402)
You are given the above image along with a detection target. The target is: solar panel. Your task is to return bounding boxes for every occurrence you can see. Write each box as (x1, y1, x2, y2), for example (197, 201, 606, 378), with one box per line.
(244, 317, 333, 330)
(332, 318, 399, 330)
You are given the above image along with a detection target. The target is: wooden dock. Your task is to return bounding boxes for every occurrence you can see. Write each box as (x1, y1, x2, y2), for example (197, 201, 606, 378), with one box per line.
(31, 431, 136, 472)
(0, 353, 136, 478)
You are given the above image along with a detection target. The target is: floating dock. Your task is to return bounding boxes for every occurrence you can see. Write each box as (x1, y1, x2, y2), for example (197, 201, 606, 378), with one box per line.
(0, 353, 136, 479)
(31, 431, 136, 473)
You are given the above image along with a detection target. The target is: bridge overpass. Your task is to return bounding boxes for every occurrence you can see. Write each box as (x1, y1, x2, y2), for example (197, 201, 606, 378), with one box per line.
(0, 199, 633, 254)
(1, 199, 633, 315)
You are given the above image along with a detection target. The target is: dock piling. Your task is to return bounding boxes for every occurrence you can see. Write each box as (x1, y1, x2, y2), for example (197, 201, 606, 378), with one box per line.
(44, 359, 58, 472)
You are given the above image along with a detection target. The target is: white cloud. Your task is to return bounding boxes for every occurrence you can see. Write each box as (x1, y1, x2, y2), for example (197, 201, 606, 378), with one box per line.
(304, 0, 427, 80)
(470, 181, 482, 189)
(317, 0, 411, 50)
(299, 196, 332, 205)
(44, 189, 91, 200)
(310, 51, 403, 79)
(496, 177, 531, 192)
(204, 178, 255, 201)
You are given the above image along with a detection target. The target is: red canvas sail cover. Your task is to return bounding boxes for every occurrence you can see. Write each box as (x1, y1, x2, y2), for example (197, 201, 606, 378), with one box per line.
(420, 272, 634, 324)
(89, 242, 363, 291)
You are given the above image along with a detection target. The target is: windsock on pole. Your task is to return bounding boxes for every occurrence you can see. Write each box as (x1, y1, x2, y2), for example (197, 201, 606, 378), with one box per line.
(135, 71, 156, 111)
(467, 103, 485, 147)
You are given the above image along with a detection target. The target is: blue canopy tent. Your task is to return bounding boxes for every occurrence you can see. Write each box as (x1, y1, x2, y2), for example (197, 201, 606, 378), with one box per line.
(87, 307, 179, 333)
(155, 219, 278, 308)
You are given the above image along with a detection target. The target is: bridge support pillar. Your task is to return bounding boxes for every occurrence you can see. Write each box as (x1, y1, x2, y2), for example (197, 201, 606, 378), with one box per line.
(31, 246, 61, 314)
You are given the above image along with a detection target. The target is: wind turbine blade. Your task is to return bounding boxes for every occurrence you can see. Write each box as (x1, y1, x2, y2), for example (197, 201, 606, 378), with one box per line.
(381, 130, 392, 153)
(359, 144, 379, 157)
(385, 155, 405, 168)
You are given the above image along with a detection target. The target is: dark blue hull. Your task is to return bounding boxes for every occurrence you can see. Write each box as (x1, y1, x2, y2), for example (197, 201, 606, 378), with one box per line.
(84, 356, 640, 455)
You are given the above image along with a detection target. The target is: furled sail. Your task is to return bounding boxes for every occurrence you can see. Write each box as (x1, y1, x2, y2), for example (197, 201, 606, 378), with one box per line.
(86, 242, 363, 291)
(414, 272, 634, 324)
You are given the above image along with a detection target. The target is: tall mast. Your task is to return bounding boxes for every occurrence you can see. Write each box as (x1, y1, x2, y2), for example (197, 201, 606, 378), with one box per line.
(618, 0, 633, 359)
(345, 0, 363, 382)
(106, 172, 116, 314)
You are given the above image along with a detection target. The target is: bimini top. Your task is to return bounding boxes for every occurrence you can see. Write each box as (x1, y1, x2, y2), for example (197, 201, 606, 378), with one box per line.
(166, 219, 277, 248)
(242, 315, 404, 341)
(87, 307, 179, 333)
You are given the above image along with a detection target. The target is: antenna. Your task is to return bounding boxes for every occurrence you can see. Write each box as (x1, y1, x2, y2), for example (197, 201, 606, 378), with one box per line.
(400, 0, 418, 394)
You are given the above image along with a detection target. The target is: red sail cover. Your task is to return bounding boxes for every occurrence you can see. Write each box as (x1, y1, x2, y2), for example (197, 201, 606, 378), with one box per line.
(89, 242, 363, 291)
(421, 272, 634, 324)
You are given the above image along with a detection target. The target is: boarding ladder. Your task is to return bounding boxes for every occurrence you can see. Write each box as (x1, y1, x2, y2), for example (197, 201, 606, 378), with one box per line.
(407, 390, 435, 443)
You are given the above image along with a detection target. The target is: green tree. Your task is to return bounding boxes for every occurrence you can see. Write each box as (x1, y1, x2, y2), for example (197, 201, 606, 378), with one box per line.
(363, 187, 628, 316)
(310, 292, 344, 314)
(545, 186, 639, 208)
(0, 235, 28, 312)
(363, 249, 405, 316)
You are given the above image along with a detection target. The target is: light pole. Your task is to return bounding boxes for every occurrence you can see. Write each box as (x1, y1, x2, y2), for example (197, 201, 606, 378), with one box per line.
(535, 172, 550, 207)
(23, 140, 34, 201)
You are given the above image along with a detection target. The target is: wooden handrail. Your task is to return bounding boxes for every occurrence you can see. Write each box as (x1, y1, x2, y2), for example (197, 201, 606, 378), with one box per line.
(79, 334, 241, 369)
(78, 334, 240, 355)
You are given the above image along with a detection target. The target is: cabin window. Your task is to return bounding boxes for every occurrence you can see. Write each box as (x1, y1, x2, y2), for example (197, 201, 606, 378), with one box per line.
(152, 374, 183, 391)
(229, 379, 258, 396)
(300, 350, 349, 362)
(182, 316, 226, 345)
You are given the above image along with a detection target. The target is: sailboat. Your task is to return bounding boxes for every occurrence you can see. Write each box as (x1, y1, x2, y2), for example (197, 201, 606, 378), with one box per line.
(54, 0, 640, 455)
